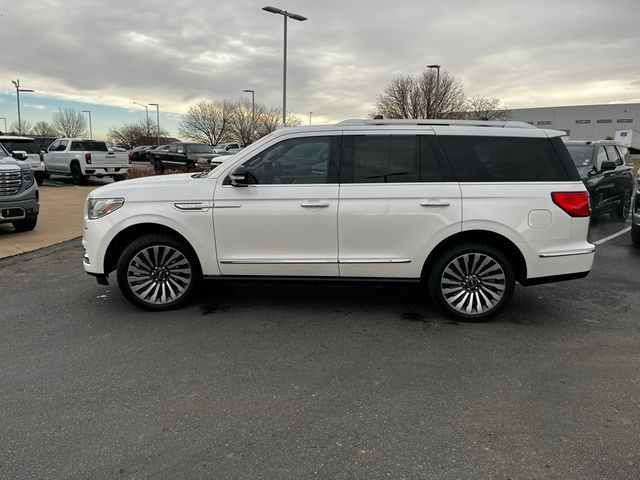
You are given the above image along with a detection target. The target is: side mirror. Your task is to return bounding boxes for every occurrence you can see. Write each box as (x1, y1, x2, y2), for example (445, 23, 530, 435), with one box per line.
(229, 166, 249, 186)
(12, 151, 28, 161)
(177, 148, 184, 154)
(600, 160, 616, 172)
(225, 146, 231, 151)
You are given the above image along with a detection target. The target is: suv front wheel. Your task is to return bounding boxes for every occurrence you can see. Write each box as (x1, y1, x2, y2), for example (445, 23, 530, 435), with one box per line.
(116, 233, 201, 310)
(428, 243, 515, 321)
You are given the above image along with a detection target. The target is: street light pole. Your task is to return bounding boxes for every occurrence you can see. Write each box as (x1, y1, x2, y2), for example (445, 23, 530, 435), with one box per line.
(11, 79, 35, 135)
(81, 110, 92, 139)
(242, 89, 255, 123)
(149, 103, 160, 146)
(309, 111, 313, 125)
(133, 101, 150, 140)
(427, 64, 441, 119)
(262, 6, 307, 126)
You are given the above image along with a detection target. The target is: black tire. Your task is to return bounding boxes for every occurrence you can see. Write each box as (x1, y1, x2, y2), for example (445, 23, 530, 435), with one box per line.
(35, 172, 44, 186)
(70, 163, 87, 185)
(615, 189, 632, 221)
(153, 160, 164, 175)
(13, 216, 38, 232)
(44, 169, 51, 180)
(112, 175, 125, 182)
(427, 242, 515, 322)
(632, 223, 640, 246)
(116, 233, 201, 311)
(186, 162, 196, 172)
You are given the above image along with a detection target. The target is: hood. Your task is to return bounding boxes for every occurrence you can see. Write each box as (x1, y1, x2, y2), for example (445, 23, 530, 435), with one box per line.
(0, 156, 29, 170)
(88, 172, 213, 202)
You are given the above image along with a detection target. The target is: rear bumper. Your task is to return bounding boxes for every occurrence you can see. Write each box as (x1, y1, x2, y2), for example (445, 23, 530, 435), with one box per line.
(520, 270, 589, 286)
(83, 166, 129, 176)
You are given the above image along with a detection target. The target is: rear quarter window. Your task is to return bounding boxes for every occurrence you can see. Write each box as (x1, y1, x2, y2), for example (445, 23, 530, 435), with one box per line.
(438, 136, 572, 182)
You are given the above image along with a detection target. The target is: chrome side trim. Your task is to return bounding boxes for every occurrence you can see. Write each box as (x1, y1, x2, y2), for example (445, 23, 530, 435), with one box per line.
(220, 258, 337, 264)
(538, 248, 595, 258)
(213, 204, 241, 209)
(220, 258, 411, 265)
(339, 258, 412, 264)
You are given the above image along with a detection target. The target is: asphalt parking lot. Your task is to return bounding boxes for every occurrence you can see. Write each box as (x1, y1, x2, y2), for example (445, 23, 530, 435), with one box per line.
(1, 211, 639, 479)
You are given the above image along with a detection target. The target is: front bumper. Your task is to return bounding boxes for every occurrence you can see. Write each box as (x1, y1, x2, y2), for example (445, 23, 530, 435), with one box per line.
(0, 183, 39, 224)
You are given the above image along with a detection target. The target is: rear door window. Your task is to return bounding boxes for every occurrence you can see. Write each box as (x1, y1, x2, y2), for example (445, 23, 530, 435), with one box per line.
(438, 136, 570, 182)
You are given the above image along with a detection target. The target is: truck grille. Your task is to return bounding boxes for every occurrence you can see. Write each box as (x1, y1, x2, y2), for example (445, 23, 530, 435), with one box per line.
(0, 170, 22, 196)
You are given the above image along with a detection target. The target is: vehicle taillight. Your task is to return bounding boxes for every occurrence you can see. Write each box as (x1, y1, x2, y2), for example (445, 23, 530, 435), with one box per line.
(551, 192, 591, 217)
(85, 153, 92, 164)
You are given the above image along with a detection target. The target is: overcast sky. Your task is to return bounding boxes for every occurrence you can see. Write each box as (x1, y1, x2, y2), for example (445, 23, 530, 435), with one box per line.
(1, 0, 639, 138)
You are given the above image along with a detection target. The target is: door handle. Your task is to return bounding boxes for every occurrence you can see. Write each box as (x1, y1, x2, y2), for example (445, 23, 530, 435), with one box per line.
(420, 200, 451, 207)
(300, 202, 330, 208)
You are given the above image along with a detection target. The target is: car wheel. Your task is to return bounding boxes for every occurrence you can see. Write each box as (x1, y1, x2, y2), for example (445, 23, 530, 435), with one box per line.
(13, 216, 37, 232)
(70, 163, 87, 185)
(616, 189, 632, 221)
(116, 233, 201, 310)
(186, 162, 196, 172)
(632, 223, 640, 246)
(153, 161, 164, 175)
(427, 242, 515, 322)
(112, 175, 125, 182)
(35, 172, 44, 186)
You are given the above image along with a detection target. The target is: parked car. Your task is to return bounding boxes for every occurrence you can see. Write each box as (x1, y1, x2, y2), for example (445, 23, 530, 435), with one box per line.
(149, 142, 222, 173)
(83, 119, 594, 321)
(632, 178, 640, 245)
(0, 136, 46, 185)
(129, 145, 153, 162)
(565, 140, 634, 221)
(145, 144, 169, 162)
(212, 142, 242, 154)
(0, 143, 39, 231)
(45, 139, 130, 184)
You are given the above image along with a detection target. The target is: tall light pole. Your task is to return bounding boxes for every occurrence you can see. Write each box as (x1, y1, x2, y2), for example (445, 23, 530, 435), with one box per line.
(11, 79, 35, 135)
(427, 64, 441, 119)
(81, 110, 92, 139)
(0, 117, 6, 133)
(148, 103, 160, 146)
(242, 89, 255, 122)
(309, 111, 313, 125)
(262, 6, 307, 126)
(133, 101, 150, 140)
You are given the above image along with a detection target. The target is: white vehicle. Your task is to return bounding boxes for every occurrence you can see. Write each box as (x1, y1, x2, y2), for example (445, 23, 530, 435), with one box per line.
(212, 142, 242, 154)
(0, 136, 46, 185)
(45, 139, 130, 184)
(83, 119, 594, 321)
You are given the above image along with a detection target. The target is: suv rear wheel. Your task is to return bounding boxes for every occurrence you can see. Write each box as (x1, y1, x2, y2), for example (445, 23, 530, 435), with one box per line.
(428, 242, 515, 322)
(616, 189, 632, 221)
(116, 233, 201, 310)
(70, 163, 87, 185)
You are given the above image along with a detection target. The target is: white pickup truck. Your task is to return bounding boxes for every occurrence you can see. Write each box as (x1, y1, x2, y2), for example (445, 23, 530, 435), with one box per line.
(44, 139, 130, 184)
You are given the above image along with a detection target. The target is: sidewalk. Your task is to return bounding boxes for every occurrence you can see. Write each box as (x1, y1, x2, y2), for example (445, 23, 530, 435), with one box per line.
(0, 185, 97, 259)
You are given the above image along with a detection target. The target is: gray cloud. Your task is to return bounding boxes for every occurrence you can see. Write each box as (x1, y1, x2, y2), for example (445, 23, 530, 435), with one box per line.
(1, 0, 640, 122)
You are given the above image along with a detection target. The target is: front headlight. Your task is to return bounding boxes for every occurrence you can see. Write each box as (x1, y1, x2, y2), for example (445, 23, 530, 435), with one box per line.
(22, 169, 34, 186)
(87, 197, 125, 220)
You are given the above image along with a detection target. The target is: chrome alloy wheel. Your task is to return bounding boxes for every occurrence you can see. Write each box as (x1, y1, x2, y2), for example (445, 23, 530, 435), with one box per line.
(440, 253, 506, 315)
(127, 245, 192, 305)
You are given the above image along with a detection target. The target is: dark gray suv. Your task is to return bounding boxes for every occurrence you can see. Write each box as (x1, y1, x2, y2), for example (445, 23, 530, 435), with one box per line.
(0, 143, 39, 232)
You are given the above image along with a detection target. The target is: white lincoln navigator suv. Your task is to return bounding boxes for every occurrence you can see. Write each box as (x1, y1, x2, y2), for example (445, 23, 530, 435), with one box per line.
(83, 119, 594, 321)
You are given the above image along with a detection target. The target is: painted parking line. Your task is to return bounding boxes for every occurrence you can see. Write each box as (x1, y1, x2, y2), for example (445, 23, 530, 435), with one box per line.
(593, 227, 632, 245)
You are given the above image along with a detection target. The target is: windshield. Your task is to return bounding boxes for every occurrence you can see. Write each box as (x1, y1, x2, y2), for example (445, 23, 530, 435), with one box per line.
(566, 145, 594, 167)
(0, 140, 41, 154)
(185, 144, 213, 154)
(0, 143, 8, 157)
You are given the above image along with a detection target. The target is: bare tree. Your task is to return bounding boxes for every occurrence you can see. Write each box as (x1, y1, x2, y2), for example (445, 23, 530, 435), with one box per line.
(464, 96, 511, 121)
(9, 120, 33, 135)
(52, 108, 88, 137)
(226, 99, 255, 146)
(178, 100, 232, 146)
(108, 120, 168, 147)
(372, 68, 506, 120)
(32, 121, 58, 136)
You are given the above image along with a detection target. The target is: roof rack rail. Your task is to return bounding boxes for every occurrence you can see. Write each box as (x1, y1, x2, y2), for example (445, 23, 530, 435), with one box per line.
(336, 118, 537, 129)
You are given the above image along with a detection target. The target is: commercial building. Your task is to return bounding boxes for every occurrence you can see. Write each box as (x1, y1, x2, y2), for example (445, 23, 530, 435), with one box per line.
(509, 103, 640, 144)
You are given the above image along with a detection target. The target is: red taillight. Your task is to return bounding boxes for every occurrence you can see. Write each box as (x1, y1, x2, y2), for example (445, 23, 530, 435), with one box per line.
(85, 153, 92, 164)
(552, 192, 591, 217)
